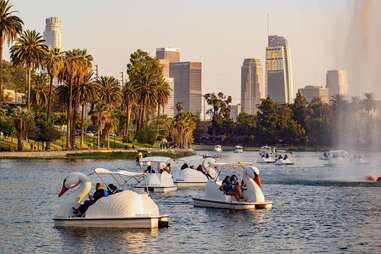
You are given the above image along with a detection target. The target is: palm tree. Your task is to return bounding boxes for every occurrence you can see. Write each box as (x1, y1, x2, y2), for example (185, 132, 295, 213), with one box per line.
(91, 103, 109, 149)
(75, 72, 98, 148)
(122, 81, 138, 138)
(44, 48, 64, 121)
(362, 92, 376, 115)
(172, 112, 196, 148)
(11, 106, 33, 151)
(0, 0, 23, 105)
(103, 110, 119, 149)
(60, 49, 93, 149)
(10, 30, 48, 110)
(31, 73, 49, 109)
(97, 76, 122, 106)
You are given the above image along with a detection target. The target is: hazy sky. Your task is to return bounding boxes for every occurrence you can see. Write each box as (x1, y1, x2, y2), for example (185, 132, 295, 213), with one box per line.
(7, 0, 355, 103)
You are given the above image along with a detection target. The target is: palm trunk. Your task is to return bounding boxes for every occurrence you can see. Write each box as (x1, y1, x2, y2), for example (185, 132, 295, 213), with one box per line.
(80, 103, 86, 148)
(66, 79, 73, 149)
(107, 133, 110, 150)
(124, 104, 131, 138)
(46, 74, 55, 151)
(0, 35, 3, 105)
(97, 130, 100, 149)
(27, 66, 32, 110)
(17, 119, 23, 151)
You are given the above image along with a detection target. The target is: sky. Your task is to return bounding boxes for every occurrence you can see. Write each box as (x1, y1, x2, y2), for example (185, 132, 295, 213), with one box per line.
(6, 0, 357, 104)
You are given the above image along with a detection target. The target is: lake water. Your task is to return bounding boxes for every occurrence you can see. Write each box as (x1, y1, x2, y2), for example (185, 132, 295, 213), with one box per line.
(1, 151, 381, 253)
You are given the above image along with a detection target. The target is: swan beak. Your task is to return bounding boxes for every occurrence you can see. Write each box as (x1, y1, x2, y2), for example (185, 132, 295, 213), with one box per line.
(58, 186, 68, 197)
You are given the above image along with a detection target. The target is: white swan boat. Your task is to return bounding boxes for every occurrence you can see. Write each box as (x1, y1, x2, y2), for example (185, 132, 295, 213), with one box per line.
(257, 146, 276, 163)
(54, 170, 169, 229)
(135, 156, 177, 193)
(173, 156, 218, 187)
(326, 150, 350, 166)
(193, 163, 272, 210)
(274, 152, 294, 165)
(214, 145, 223, 152)
(234, 145, 244, 153)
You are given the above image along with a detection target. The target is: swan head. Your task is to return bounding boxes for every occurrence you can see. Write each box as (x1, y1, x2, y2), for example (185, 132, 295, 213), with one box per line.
(243, 166, 260, 179)
(58, 172, 87, 197)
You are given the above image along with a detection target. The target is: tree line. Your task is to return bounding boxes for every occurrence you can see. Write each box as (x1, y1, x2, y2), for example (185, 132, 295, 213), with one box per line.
(0, 0, 196, 151)
(198, 92, 380, 149)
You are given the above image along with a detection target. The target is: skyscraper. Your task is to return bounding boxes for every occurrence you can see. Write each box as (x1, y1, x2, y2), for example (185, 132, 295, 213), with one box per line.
(156, 48, 180, 63)
(156, 48, 180, 117)
(298, 85, 330, 104)
(241, 59, 264, 114)
(43, 17, 62, 49)
(326, 70, 348, 97)
(170, 62, 202, 116)
(266, 35, 294, 104)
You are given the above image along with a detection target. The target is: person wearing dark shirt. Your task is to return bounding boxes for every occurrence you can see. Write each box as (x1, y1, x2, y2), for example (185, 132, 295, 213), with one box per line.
(73, 183, 105, 217)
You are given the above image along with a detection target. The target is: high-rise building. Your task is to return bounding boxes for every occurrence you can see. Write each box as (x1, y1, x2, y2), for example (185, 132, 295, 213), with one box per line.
(43, 17, 62, 49)
(326, 69, 348, 97)
(170, 62, 202, 117)
(162, 77, 175, 117)
(266, 35, 294, 104)
(156, 48, 180, 63)
(241, 59, 264, 114)
(298, 85, 330, 104)
(230, 104, 241, 121)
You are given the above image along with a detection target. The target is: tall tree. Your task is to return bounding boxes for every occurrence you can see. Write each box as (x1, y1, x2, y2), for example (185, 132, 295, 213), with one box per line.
(127, 50, 166, 131)
(10, 30, 48, 110)
(97, 76, 122, 106)
(11, 106, 33, 151)
(75, 72, 98, 148)
(172, 112, 196, 148)
(0, 0, 23, 105)
(122, 81, 138, 138)
(44, 48, 64, 121)
(31, 73, 49, 109)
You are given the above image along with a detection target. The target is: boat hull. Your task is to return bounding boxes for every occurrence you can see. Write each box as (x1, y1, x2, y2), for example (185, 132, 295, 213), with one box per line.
(54, 215, 169, 229)
(134, 185, 177, 193)
(193, 197, 272, 210)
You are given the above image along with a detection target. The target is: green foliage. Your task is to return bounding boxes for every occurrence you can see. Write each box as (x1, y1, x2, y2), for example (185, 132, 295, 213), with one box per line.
(136, 123, 156, 145)
(1, 60, 26, 92)
(30, 119, 61, 142)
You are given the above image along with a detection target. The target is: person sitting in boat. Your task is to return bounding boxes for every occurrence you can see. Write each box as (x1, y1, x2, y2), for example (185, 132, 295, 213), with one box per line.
(278, 155, 283, 160)
(73, 183, 105, 217)
(265, 153, 269, 159)
(241, 179, 247, 192)
(144, 162, 155, 173)
(164, 163, 172, 174)
(230, 175, 242, 201)
(219, 176, 230, 192)
(180, 163, 189, 170)
(283, 154, 288, 160)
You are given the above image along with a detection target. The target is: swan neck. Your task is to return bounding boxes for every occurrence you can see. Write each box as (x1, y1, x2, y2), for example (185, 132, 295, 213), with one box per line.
(74, 174, 92, 203)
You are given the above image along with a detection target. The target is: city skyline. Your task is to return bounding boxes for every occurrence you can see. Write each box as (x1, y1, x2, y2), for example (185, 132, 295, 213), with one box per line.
(3, 0, 371, 103)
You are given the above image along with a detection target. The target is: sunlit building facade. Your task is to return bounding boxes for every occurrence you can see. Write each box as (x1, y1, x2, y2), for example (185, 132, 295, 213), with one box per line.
(298, 85, 330, 104)
(266, 35, 294, 104)
(241, 59, 264, 114)
(43, 17, 62, 49)
(326, 69, 348, 98)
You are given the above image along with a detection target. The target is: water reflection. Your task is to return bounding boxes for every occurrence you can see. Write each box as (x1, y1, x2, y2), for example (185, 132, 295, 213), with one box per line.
(1, 152, 381, 253)
(58, 228, 158, 253)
